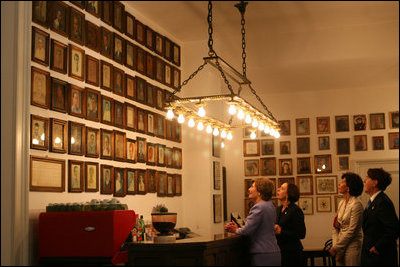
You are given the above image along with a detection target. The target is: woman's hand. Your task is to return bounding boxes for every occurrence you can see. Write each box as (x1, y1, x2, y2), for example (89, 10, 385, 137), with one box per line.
(224, 221, 238, 233)
(329, 247, 336, 257)
(274, 224, 282, 235)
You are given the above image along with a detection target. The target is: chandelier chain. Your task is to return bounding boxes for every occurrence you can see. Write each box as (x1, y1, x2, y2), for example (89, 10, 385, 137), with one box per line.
(248, 83, 278, 122)
(172, 61, 208, 95)
(241, 13, 247, 77)
(208, 1, 216, 56)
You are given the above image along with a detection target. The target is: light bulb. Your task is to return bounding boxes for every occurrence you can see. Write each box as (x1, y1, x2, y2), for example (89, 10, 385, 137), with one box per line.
(274, 131, 280, 138)
(269, 128, 275, 136)
(245, 114, 252, 124)
(228, 104, 237, 115)
(198, 106, 206, 117)
(221, 141, 225, 148)
(197, 121, 204, 131)
(227, 132, 233, 140)
(237, 109, 245, 120)
(166, 109, 174, 120)
(252, 118, 259, 128)
(264, 125, 270, 134)
(250, 131, 256, 139)
(221, 130, 227, 138)
(177, 114, 185, 124)
(206, 125, 213, 134)
(188, 118, 195, 128)
(258, 122, 265, 131)
(213, 127, 219, 136)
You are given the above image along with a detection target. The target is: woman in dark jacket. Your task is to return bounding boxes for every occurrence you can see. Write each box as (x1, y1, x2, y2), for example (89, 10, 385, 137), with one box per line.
(275, 183, 306, 266)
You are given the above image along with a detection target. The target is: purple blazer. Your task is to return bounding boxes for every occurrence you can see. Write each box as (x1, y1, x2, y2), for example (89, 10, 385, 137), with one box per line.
(236, 200, 281, 254)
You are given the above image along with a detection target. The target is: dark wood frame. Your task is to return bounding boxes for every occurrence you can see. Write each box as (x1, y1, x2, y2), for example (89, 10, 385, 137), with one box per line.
(50, 77, 68, 113)
(295, 118, 310, 135)
(85, 127, 100, 158)
(136, 137, 147, 163)
(353, 114, 367, 131)
(125, 102, 137, 131)
(68, 121, 85, 156)
(113, 32, 125, 64)
(279, 141, 291, 155)
(68, 84, 86, 118)
(100, 26, 113, 59)
(243, 140, 260, 157)
(261, 139, 274, 155)
(85, 55, 99, 87)
(100, 60, 113, 91)
(156, 114, 166, 139)
(157, 144, 166, 167)
(125, 41, 136, 71)
(172, 67, 181, 90)
(213, 161, 221, 190)
(136, 47, 146, 75)
(32, 1, 49, 28)
(165, 147, 173, 168)
(137, 108, 148, 134)
(174, 174, 182, 196)
(297, 157, 312, 174)
(164, 63, 172, 87)
(126, 138, 136, 163)
(112, 1, 125, 33)
(314, 154, 333, 174)
(167, 173, 174, 197)
(315, 176, 338, 195)
(146, 53, 155, 79)
(316, 196, 332, 212)
(32, 26, 50, 66)
(135, 76, 147, 104)
(278, 177, 295, 188)
(172, 42, 181, 66)
(146, 82, 156, 107)
(125, 11, 135, 40)
(147, 169, 157, 193)
(156, 171, 167, 197)
(335, 115, 350, 132)
(49, 1, 69, 37)
(146, 142, 156, 166)
(135, 19, 146, 45)
(279, 120, 291, 136)
(316, 116, 330, 134)
(126, 168, 137, 195)
(297, 137, 310, 154)
(155, 33, 164, 57)
(213, 194, 222, 223)
(372, 136, 384, 150)
(155, 57, 165, 84)
(100, 129, 114, 160)
(354, 135, 368, 151)
(68, 44, 85, 81)
(296, 175, 313, 195)
(137, 169, 147, 195)
(389, 111, 399, 129)
(69, 6, 85, 45)
(125, 73, 136, 100)
(145, 26, 155, 51)
(147, 111, 156, 136)
(85, 0, 100, 18)
(165, 119, 173, 140)
(336, 138, 350, 155)
(388, 132, 399, 149)
(30, 114, 49, 151)
(370, 113, 385, 130)
(85, 87, 100, 122)
(30, 156, 65, 192)
(113, 130, 126, 161)
(173, 120, 182, 143)
(260, 157, 276, 176)
(100, 165, 114, 194)
(50, 118, 68, 153)
(279, 158, 293, 176)
(68, 159, 84, 192)
(318, 136, 330, 150)
(113, 100, 125, 129)
(101, 95, 114, 125)
(85, 162, 99, 192)
(173, 147, 182, 169)
(164, 37, 173, 62)
(112, 66, 125, 96)
(100, 1, 113, 26)
(338, 156, 350, 171)
(114, 168, 126, 197)
(298, 197, 313, 215)
(50, 39, 68, 74)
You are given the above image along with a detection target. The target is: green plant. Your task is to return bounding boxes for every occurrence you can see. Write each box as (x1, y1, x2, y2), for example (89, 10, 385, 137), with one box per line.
(152, 204, 168, 213)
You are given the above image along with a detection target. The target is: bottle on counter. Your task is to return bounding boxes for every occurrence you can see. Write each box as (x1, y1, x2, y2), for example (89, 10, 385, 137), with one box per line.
(132, 214, 139, 242)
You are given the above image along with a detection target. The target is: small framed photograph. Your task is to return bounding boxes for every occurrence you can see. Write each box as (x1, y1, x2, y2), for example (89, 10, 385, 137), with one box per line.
(173, 120, 182, 143)
(100, 1, 112, 26)
(174, 174, 182, 196)
(244, 140, 260, 157)
(50, 39, 68, 74)
(147, 111, 156, 136)
(244, 179, 253, 197)
(156, 114, 166, 139)
(354, 135, 368, 151)
(296, 118, 310, 135)
(279, 159, 293, 176)
(164, 63, 172, 87)
(85, 87, 100, 122)
(280, 141, 290, 155)
(100, 165, 114, 194)
(161, 147, 170, 168)
(353, 114, 367, 131)
(157, 144, 166, 167)
(388, 132, 399, 149)
(156, 87, 165, 110)
(389, 111, 399, 129)
(32, 1, 48, 28)
(336, 138, 350, 155)
(146, 53, 155, 79)
(165, 119, 173, 140)
(297, 176, 313, 195)
(167, 173, 174, 197)
(316, 175, 337, 194)
(146, 83, 155, 107)
(30, 156, 65, 192)
(135, 76, 147, 104)
(85, 1, 100, 18)
(31, 115, 49, 151)
(68, 84, 85, 118)
(212, 135, 221, 158)
(318, 136, 330, 150)
(50, 118, 67, 153)
(278, 120, 290, 136)
(32, 26, 50, 66)
(31, 66, 50, 109)
(135, 19, 145, 45)
(100, 60, 113, 91)
(137, 108, 148, 134)
(50, 77, 68, 113)
(172, 147, 182, 169)
(101, 95, 113, 125)
(316, 116, 330, 134)
(125, 41, 136, 71)
(125, 74, 136, 101)
(85, 21, 100, 53)
(298, 197, 313, 215)
(137, 169, 147, 194)
(164, 37, 172, 61)
(278, 177, 295, 188)
(85, 162, 98, 192)
(100, 129, 114, 160)
(147, 169, 157, 193)
(126, 138, 136, 163)
(113, 1, 125, 33)
(114, 100, 125, 129)
(145, 26, 155, 51)
(244, 198, 256, 217)
(260, 157, 276, 176)
(100, 27, 113, 59)
(372, 136, 384, 150)
(114, 130, 126, 161)
(114, 168, 126, 197)
(334, 195, 344, 212)
(85, 55, 99, 87)
(261, 139, 274, 155)
(85, 127, 99, 158)
(213, 161, 221, 190)
(335, 115, 349, 132)
(297, 157, 312, 174)
(370, 113, 385, 130)
(157, 171, 167, 197)
(125, 102, 137, 131)
(68, 121, 85, 156)
(147, 142, 156, 165)
(244, 159, 259, 176)
(69, 44, 85, 81)
(155, 58, 165, 84)
(155, 33, 164, 56)
(113, 33, 124, 64)
(68, 160, 83, 192)
(136, 47, 146, 75)
(69, 6, 84, 45)
(126, 168, 136, 195)
(136, 137, 147, 163)
(113, 67, 125, 96)
(172, 43, 181, 66)
(315, 154, 332, 174)
(172, 67, 181, 90)
(213, 194, 222, 223)
(125, 12, 135, 40)
(316, 196, 332, 212)
(338, 156, 349, 171)
(297, 137, 310, 154)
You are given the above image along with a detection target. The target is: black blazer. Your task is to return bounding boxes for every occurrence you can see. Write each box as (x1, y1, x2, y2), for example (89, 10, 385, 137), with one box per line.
(276, 203, 306, 252)
(361, 191, 399, 266)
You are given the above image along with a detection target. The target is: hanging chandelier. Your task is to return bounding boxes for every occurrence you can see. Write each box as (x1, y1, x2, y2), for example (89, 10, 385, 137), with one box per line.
(165, 1, 280, 141)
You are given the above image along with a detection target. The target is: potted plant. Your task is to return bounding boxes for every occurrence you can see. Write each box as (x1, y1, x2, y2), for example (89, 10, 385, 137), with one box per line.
(151, 204, 177, 236)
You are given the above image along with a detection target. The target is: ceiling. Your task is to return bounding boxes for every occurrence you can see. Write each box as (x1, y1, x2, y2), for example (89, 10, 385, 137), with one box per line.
(127, 1, 399, 94)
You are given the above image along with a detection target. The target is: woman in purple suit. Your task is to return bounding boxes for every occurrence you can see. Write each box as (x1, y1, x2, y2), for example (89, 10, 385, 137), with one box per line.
(225, 178, 281, 266)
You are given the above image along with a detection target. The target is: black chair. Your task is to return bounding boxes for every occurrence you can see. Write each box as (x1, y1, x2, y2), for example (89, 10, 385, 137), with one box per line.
(303, 239, 336, 266)
(322, 239, 336, 266)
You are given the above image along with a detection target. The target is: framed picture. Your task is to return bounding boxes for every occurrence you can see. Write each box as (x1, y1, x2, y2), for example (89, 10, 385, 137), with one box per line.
(125, 41, 136, 71)
(173, 120, 182, 143)
(156, 87, 165, 110)
(125, 102, 137, 131)
(370, 113, 385, 130)
(146, 83, 155, 107)
(244, 159, 259, 176)
(298, 197, 313, 215)
(155, 32, 164, 55)
(113, 33, 124, 64)
(315, 116, 330, 134)
(353, 114, 367, 131)
(316, 196, 332, 212)
(280, 141, 290, 155)
(388, 132, 399, 149)
(100, 129, 114, 160)
(113, 67, 125, 96)
(155, 57, 165, 84)
(136, 47, 146, 75)
(338, 156, 349, 171)
(137, 169, 147, 194)
(314, 154, 332, 174)
(85, 127, 99, 158)
(174, 174, 182, 196)
(165, 119, 173, 140)
(147, 169, 157, 193)
(212, 135, 221, 158)
(296, 118, 310, 135)
(213, 161, 221, 190)
(126, 168, 136, 195)
(85, 0, 100, 17)
(114, 130, 126, 161)
(243, 140, 260, 157)
(113, 1, 125, 33)
(126, 138, 136, 163)
(31, 66, 50, 109)
(316, 175, 337, 194)
(85, 87, 100, 122)
(100, 27, 113, 59)
(147, 142, 156, 165)
(136, 137, 147, 163)
(157, 171, 167, 197)
(278, 120, 290, 136)
(68, 121, 85, 156)
(50, 77, 68, 113)
(100, 1, 112, 26)
(125, 74, 136, 101)
(50, 39, 68, 74)
(156, 114, 165, 138)
(68, 160, 83, 192)
(296, 176, 313, 195)
(146, 54, 155, 80)
(69, 44, 85, 81)
(157, 144, 166, 167)
(137, 108, 148, 134)
(68, 84, 85, 118)
(31, 115, 49, 151)
(372, 136, 384, 150)
(269, 178, 277, 197)
(100, 60, 113, 91)
(164, 37, 172, 61)
(336, 138, 350, 155)
(213, 194, 222, 223)
(114, 100, 125, 129)
(260, 157, 276, 176)
(244, 198, 256, 217)
(297, 157, 312, 174)
(32, 1, 48, 28)
(50, 118, 67, 153)
(334, 195, 344, 212)
(135, 76, 146, 104)
(172, 147, 182, 169)
(167, 173, 174, 197)
(261, 139, 274, 155)
(172, 67, 181, 90)
(354, 135, 368, 151)
(84, 21, 100, 53)
(172, 43, 181, 66)
(147, 111, 156, 136)
(30, 156, 65, 192)
(125, 11, 135, 39)
(297, 137, 310, 154)
(85, 162, 98, 192)
(114, 168, 126, 197)
(279, 159, 293, 176)
(85, 55, 99, 87)
(271, 198, 278, 208)
(101, 95, 113, 125)
(278, 177, 295, 188)
(335, 115, 349, 132)
(32, 26, 50, 66)
(164, 63, 172, 87)
(69, 6, 84, 45)
(145, 26, 155, 51)
(163, 147, 171, 168)
(135, 19, 145, 44)
(101, 165, 114, 194)
(389, 111, 399, 129)
(318, 136, 330, 150)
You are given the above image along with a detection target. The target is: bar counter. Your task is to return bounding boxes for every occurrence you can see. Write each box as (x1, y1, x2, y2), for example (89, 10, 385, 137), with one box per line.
(123, 233, 249, 266)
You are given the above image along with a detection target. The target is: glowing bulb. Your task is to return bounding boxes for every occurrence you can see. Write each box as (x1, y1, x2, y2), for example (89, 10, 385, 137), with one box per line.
(71, 137, 75, 144)
(274, 131, 280, 138)
(55, 137, 61, 144)
(41, 133, 45, 141)
(250, 131, 256, 139)
(206, 125, 213, 134)
(213, 128, 220, 136)
(269, 129, 275, 136)
(166, 109, 174, 120)
(245, 114, 252, 124)
(197, 121, 204, 131)
(221, 141, 225, 148)
(258, 122, 265, 131)
(178, 114, 185, 124)
(264, 125, 270, 134)
(188, 118, 195, 128)
(228, 104, 237, 115)
(198, 106, 206, 117)
(227, 132, 233, 140)
(252, 118, 259, 128)
(221, 130, 227, 138)
(237, 109, 245, 120)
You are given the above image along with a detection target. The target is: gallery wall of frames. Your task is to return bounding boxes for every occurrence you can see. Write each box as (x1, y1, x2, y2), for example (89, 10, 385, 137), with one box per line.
(30, 1, 184, 198)
(243, 113, 399, 216)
